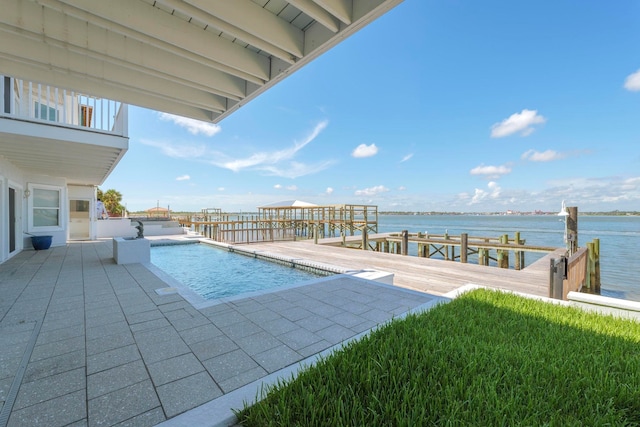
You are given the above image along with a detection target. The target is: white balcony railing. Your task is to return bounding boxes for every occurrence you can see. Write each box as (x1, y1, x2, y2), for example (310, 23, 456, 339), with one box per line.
(1, 76, 128, 137)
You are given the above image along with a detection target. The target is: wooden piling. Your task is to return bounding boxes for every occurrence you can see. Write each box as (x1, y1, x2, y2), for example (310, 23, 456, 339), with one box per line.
(460, 233, 468, 263)
(567, 206, 578, 255)
(401, 230, 409, 256)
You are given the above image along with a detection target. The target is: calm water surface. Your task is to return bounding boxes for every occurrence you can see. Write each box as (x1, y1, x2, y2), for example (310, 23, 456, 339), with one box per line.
(377, 214, 640, 301)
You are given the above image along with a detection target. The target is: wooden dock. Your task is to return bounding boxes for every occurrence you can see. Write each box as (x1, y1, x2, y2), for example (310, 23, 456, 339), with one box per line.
(238, 237, 567, 298)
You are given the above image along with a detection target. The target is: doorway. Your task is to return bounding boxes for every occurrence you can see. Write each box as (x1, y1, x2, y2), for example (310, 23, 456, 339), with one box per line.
(69, 199, 90, 240)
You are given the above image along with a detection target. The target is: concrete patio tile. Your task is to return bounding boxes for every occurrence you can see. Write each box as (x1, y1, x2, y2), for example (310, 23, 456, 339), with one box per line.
(147, 353, 204, 386)
(261, 317, 298, 335)
(157, 301, 191, 314)
(85, 321, 131, 341)
(13, 367, 85, 410)
(110, 408, 165, 427)
(156, 372, 222, 418)
(86, 331, 135, 356)
(138, 338, 191, 365)
(35, 323, 85, 347)
(88, 380, 160, 427)
(207, 309, 248, 328)
(234, 331, 282, 356)
(133, 325, 182, 346)
(366, 298, 404, 312)
(125, 309, 165, 325)
(360, 308, 394, 323)
(85, 312, 127, 329)
(218, 366, 268, 393)
(279, 306, 313, 322)
(336, 300, 372, 315)
(178, 323, 223, 345)
(44, 307, 84, 322)
(7, 389, 86, 427)
(23, 349, 85, 383)
(331, 311, 366, 329)
(315, 324, 357, 345)
(294, 314, 335, 332)
(277, 328, 323, 351)
(129, 317, 171, 334)
(351, 319, 379, 334)
(87, 360, 149, 399)
(169, 314, 212, 332)
(189, 335, 238, 361)
(86, 344, 140, 375)
(40, 315, 84, 332)
(253, 344, 302, 373)
(202, 349, 259, 383)
(30, 335, 85, 362)
(229, 299, 264, 315)
(163, 308, 193, 322)
(218, 320, 262, 341)
(297, 340, 332, 358)
(241, 308, 281, 324)
(305, 302, 344, 318)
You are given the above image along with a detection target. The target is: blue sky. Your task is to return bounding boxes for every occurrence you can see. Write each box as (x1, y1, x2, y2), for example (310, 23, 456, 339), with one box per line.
(102, 0, 640, 213)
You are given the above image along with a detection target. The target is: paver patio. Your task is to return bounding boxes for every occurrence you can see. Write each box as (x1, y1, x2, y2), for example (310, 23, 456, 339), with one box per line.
(0, 240, 437, 426)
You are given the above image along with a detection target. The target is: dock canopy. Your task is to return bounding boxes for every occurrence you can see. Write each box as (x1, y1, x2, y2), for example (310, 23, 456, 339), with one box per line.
(258, 200, 318, 209)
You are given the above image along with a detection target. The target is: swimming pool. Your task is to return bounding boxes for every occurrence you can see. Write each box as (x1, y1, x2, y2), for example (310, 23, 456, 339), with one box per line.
(150, 243, 331, 300)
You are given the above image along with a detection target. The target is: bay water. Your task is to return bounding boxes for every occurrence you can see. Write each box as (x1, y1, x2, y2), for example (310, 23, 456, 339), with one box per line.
(377, 214, 640, 302)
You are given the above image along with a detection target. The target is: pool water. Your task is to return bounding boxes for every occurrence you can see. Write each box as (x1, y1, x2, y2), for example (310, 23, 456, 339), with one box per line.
(150, 243, 327, 300)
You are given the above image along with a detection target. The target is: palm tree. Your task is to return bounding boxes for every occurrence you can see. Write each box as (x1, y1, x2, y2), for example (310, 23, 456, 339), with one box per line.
(98, 188, 124, 216)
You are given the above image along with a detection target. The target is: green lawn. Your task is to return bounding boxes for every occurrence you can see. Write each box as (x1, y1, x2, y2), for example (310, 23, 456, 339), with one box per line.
(236, 289, 640, 426)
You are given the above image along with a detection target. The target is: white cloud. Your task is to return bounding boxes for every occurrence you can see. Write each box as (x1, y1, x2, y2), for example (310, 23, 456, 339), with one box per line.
(400, 153, 413, 162)
(352, 143, 378, 158)
(176, 175, 190, 181)
(140, 139, 207, 158)
(286, 185, 298, 191)
(490, 109, 546, 138)
(469, 164, 512, 178)
(624, 69, 640, 91)
(470, 181, 502, 204)
(215, 121, 331, 178)
(521, 149, 566, 162)
(158, 112, 222, 137)
(274, 184, 282, 189)
(398, 186, 407, 191)
(354, 185, 389, 196)
(217, 187, 225, 191)
(326, 187, 334, 195)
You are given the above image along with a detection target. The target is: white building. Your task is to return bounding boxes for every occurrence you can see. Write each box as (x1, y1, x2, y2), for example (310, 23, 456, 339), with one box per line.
(0, 0, 403, 263)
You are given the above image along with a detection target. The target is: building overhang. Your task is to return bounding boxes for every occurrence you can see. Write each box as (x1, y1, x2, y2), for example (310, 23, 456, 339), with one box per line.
(0, 117, 128, 185)
(0, 0, 404, 123)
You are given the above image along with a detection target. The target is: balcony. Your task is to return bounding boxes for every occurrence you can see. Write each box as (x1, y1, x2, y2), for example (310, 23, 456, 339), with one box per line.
(0, 76, 128, 185)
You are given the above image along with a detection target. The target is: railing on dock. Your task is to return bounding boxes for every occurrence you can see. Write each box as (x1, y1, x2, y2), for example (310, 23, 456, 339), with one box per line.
(549, 239, 601, 300)
(175, 209, 377, 245)
(328, 230, 557, 271)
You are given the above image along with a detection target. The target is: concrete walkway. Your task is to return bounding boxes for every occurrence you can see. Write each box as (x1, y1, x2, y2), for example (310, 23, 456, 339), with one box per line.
(0, 240, 437, 427)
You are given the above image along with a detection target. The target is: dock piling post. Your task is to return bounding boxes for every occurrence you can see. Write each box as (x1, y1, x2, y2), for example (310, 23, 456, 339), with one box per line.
(461, 233, 468, 263)
(401, 230, 409, 256)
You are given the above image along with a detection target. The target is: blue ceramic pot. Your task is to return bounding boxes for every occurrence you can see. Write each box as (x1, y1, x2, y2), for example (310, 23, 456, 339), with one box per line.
(31, 235, 53, 250)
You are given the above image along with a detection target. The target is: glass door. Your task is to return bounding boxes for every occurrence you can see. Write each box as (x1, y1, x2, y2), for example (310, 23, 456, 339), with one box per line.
(69, 199, 90, 240)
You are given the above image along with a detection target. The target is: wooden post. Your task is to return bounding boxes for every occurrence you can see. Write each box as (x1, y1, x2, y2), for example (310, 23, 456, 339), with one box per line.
(444, 232, 450, 261)
(498, 234, 509, 268)
(549, 256, 566, 299)
(460, 233, 468, 263)
(478, 248, 484, 266)
(594, 238, 601, 293)
(401, 230, 409, 256)
(514, 232, 521, 270)
(567, 206, 578, 255)
(314, 224, 318, 244)
(586, 241, 594, 292)
(362, 229, 368, 250)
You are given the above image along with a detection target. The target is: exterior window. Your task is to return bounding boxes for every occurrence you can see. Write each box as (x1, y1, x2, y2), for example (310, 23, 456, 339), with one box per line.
(29, 185, 63, 231)
(34, 101, 58, 121)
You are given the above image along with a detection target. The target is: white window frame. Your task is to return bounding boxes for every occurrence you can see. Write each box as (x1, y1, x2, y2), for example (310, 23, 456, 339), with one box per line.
(27, 183, 64, 232)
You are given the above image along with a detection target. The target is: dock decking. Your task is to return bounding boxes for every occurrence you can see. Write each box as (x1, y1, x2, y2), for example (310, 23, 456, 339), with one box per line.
(239, 238, 566, 298)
